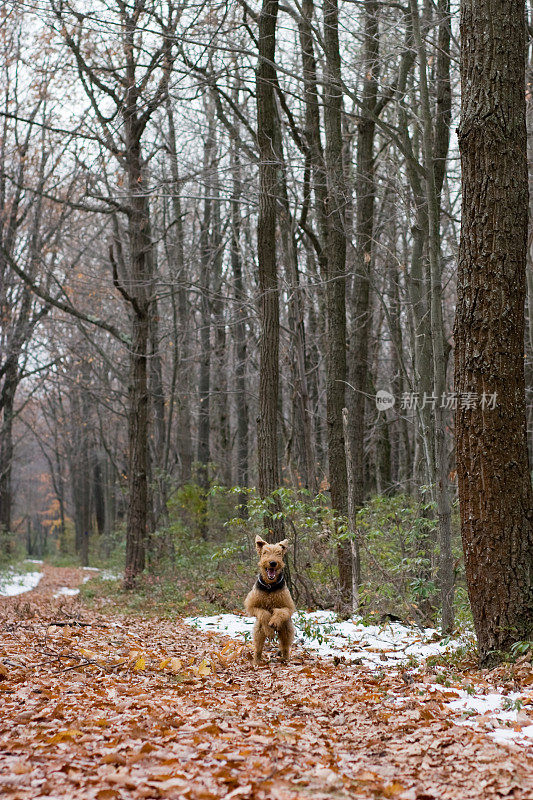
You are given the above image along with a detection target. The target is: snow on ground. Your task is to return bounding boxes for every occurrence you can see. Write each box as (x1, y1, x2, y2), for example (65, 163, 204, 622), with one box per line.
(185, 611, 533, 749)
(427, 684, 533, 747)
(185, 610, 463, 667)
(0, 569, 42, 597)
(53, 587, 80, 598)
(80, 568, 121, 582)
(98, 570, 121, 581)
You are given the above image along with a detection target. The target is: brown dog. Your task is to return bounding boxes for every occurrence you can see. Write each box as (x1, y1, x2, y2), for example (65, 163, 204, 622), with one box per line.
(244, 535, 296, 665)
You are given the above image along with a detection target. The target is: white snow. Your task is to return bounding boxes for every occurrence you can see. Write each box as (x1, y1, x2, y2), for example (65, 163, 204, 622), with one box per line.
(53, 587, 80, 598)
(184, 610, 464, 668)
(80, 568, 120, 582)
(99, 570, 121, 581)
(0, 569, 42, 597)
(24, 559, 43, 565)
(429, 684, 533, 747)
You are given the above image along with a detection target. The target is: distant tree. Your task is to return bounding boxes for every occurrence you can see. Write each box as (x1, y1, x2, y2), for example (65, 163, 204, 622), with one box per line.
(49, 0, 179, 585)
(455, 0, 533, 662)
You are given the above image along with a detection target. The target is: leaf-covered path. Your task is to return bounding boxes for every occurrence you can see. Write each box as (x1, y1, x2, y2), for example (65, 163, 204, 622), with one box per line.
(1, 566, 532, 800)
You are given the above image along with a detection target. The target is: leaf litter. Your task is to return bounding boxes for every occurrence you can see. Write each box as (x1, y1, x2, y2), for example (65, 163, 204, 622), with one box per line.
(186, 612, 533, 748)
(0, 565, 532, 799)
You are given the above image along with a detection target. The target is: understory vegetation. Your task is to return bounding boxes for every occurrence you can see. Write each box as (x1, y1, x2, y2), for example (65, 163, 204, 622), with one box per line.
(23, 485, 469, 629)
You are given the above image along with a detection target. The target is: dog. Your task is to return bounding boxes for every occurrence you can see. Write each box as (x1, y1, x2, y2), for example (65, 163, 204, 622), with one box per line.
(244, 535, 295, 665)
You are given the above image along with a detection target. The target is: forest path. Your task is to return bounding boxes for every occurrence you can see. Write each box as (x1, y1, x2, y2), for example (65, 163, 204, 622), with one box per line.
(0, 565, 531, 800)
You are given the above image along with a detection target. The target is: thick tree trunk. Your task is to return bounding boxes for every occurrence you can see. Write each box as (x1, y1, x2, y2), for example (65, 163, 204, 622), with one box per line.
(256, 0, 284, 540)
(123, 109, 152, 587)
(323, 0, 351, 604)
(456, 0, 533, 662)
(125, 308, 149, 582)
(527, 17, 533, 469)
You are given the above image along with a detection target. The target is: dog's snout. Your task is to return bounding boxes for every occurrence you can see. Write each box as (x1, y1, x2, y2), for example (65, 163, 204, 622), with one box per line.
(269, 560, 277, 568)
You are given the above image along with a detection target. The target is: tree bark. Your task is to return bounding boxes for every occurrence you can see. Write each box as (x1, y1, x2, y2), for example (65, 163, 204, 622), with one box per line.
(347, 0, 379, 581)
(256, 0, 284, 540)
(323, 0, 351, 604)
(123, 92, 153, 586)
(456, 0, 533, 662)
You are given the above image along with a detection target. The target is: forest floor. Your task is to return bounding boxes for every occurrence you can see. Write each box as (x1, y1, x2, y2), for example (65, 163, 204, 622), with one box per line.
(0, 565, 532, 800)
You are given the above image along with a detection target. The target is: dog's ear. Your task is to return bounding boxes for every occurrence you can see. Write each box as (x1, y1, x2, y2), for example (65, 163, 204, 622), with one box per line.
(278, 539, 289, 553)
(255, 535, 267, 554)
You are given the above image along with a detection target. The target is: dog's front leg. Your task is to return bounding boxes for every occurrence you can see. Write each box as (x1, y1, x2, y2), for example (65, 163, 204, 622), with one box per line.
(278, 618, 295, 662)
(252, 607, 273, 634)
(252, 619, 267, 666)
(269, 607, 291, 629)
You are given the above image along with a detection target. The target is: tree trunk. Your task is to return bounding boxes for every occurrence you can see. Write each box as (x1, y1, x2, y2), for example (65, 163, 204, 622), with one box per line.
(165, 97, 193, 485)
(210, 142, 231, 487)
(69, 375, 92, 568)
(0, 362, 16, 551)
(230, 135, 249, 505)
(323, 0, 351, 604)
(93, 455, 106, 537)
(455, 0, 533, 662)
(347, 0, 379, 596)
(149, 294, 167, 528)
(123, 109, 152, 586)
(256, 0, 284, 540)
(273, 117, 317, 494)
(125, 307, 149, 582)
(196, 115, 215, 538)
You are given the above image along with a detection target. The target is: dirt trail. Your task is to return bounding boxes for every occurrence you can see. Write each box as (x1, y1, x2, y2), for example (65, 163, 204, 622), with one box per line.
(0, 565, 531, 799)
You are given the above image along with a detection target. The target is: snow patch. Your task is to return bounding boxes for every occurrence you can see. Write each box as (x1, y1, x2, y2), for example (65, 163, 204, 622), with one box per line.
(184, 610, 464, 667)
(0, 570, 42, 597)
(430, 684, 533, 747)
(53, 587, 80, 598)
(99, 570, 121, 581)
(80, 568, 119, 582)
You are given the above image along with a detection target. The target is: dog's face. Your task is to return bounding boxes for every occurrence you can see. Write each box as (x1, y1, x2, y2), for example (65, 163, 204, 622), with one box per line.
(255, 535, 288, 583)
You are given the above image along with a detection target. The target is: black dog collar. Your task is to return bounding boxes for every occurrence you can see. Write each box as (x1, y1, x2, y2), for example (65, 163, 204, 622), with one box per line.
(256, 574, 285, 593)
